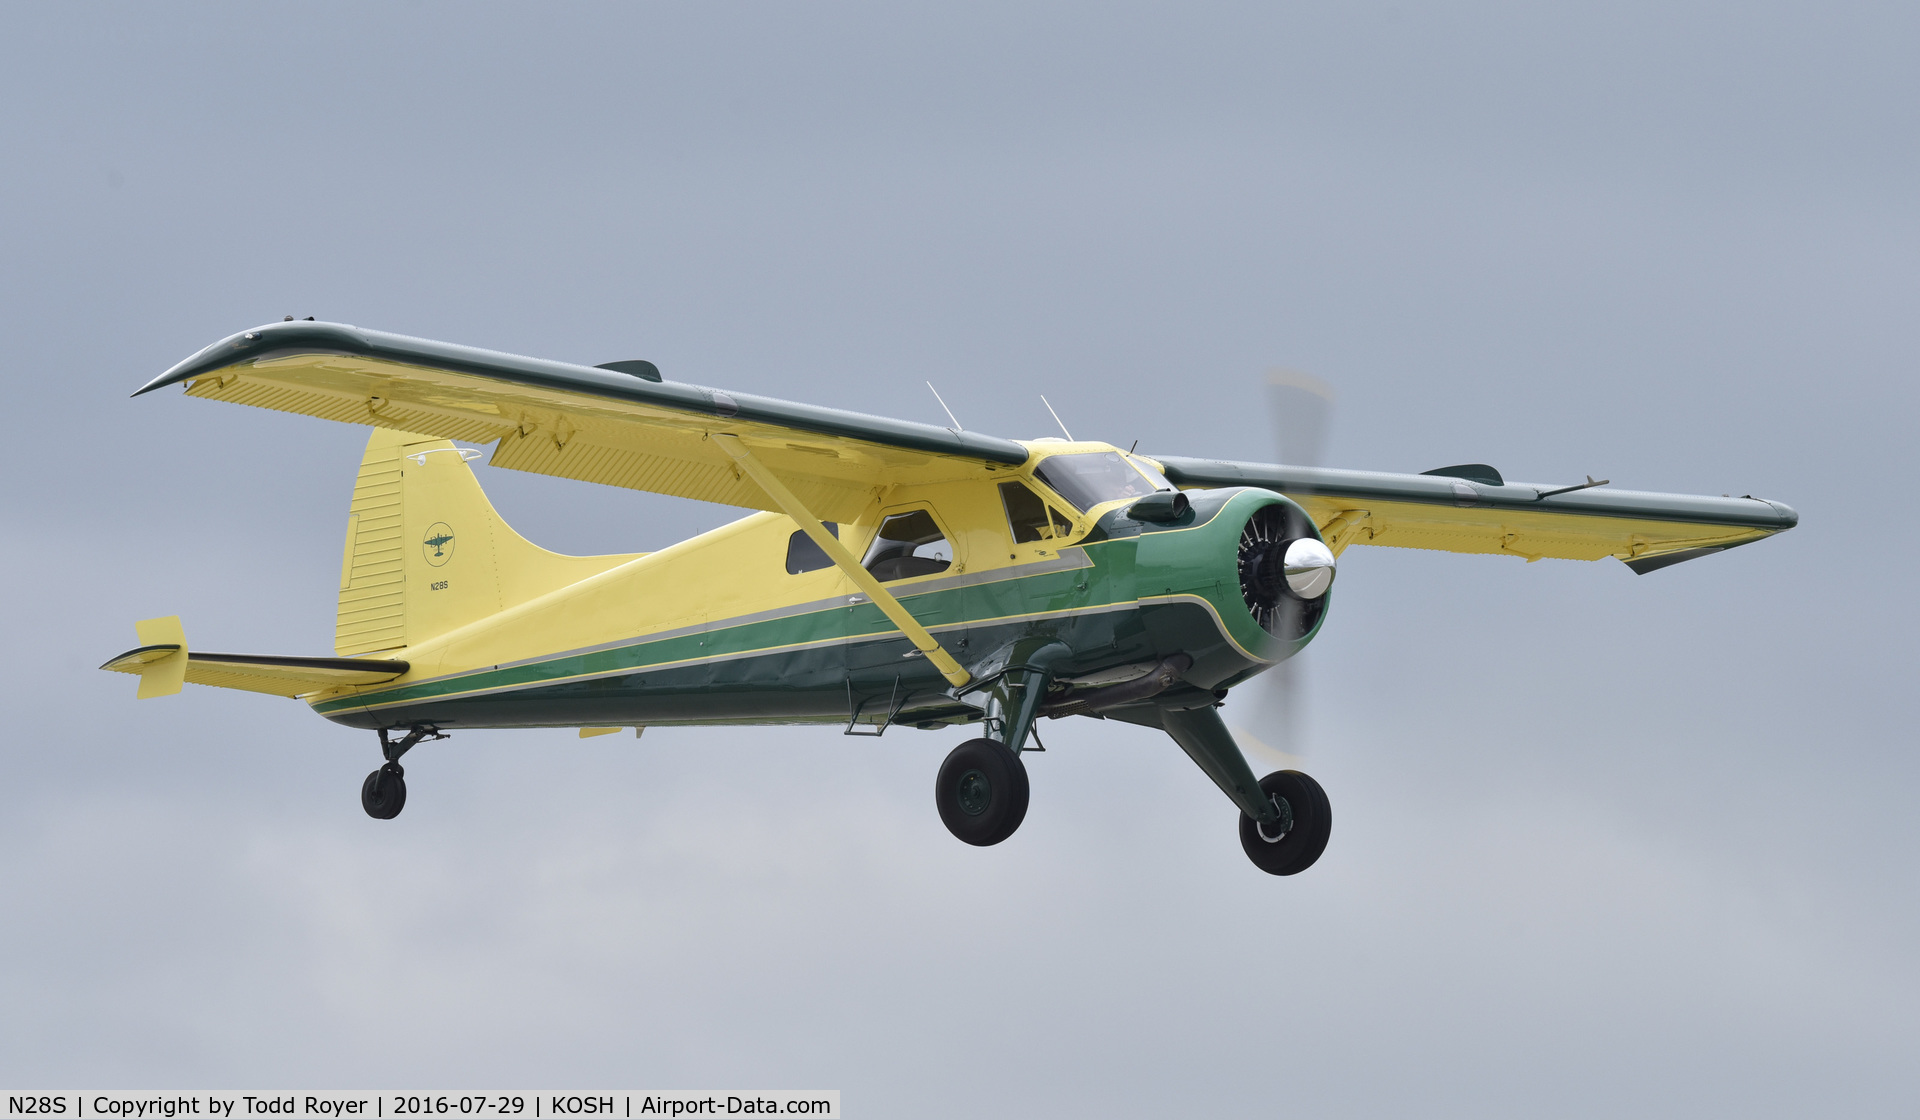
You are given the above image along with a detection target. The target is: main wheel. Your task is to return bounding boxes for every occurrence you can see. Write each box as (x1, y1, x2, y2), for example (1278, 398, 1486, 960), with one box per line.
(361, 761, 407, 820)
(1238, 769, 1330, 875)
(935, 738, 1030, 846)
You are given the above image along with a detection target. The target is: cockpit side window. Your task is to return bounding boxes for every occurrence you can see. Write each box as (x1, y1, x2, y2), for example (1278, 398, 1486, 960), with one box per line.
(861, 508, 953, 581)
(999, 481, 1073, 543)
(784, 522, 838, 575)
(1033, 452, 1167, 511)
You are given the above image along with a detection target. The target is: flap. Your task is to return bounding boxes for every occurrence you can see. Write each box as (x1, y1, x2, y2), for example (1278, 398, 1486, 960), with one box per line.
(1154, 456, 1798, 570)
(141, 321, 1031, 523)
(100, 649, 410, 698)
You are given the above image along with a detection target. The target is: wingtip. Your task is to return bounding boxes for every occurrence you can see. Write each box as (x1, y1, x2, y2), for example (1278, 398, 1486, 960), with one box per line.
(1625, 547, 1724, 575)
(134, 320, 364, 399)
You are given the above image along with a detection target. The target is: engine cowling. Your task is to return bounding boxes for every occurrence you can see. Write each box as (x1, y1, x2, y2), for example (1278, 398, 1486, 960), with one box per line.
(1235, 501, 1334, 640)
(1130, 488, 1335, 687)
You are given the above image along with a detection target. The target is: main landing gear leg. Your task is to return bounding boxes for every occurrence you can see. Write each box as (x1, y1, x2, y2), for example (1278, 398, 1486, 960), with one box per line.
(936, 640, 1067, 847)
(1161, 704, 1331, 875)
(361, 725, 445, 820)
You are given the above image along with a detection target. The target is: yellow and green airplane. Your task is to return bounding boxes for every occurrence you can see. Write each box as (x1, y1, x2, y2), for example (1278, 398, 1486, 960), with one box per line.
(102, 320, 1798, 875)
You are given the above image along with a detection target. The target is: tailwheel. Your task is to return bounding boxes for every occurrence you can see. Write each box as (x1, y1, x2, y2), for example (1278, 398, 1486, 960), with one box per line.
(362, 725, 442, 820)
(935, 737, 1030, 846)
(1238, 769, 1330, 875)
(361, 761, 407, 820)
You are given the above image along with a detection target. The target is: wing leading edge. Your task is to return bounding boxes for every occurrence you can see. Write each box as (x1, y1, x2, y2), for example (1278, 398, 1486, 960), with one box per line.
(1153, 456, 1798, 572)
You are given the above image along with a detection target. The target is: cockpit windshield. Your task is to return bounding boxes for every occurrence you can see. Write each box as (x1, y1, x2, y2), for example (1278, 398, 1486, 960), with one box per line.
(1033, 452, 1172, 511)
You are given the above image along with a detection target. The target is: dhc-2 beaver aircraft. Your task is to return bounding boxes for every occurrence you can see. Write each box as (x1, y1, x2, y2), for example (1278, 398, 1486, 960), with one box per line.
(103, 320, 1798, 875)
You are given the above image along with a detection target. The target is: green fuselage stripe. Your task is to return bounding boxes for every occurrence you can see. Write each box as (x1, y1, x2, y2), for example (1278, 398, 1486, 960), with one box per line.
(312, 541, 1141, 717)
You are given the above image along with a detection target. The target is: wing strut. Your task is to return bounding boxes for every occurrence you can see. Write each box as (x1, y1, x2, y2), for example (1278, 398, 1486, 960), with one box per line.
(711, 433, 973, 689)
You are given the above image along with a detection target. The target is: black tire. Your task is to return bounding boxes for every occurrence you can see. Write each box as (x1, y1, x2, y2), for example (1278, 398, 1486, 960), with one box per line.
(361, 762, 407, 820)
(1238, 769, 1330, 875)
(935, 738, 1030, 846)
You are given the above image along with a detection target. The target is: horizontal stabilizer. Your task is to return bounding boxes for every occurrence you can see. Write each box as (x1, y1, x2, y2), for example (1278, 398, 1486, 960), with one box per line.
(102, 646, 408, 698)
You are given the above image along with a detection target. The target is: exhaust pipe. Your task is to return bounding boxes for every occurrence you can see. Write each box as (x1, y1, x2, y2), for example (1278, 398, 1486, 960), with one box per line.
(1042, 653, 1193, 718)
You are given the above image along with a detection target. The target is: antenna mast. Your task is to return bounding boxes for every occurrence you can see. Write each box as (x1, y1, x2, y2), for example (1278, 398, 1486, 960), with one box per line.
(1040, 395, 1075, 441)
(925, 382, 963, 430)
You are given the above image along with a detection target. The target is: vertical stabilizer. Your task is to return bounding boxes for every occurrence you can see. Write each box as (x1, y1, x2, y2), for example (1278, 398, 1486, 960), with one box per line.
(335, 430, 641, 655)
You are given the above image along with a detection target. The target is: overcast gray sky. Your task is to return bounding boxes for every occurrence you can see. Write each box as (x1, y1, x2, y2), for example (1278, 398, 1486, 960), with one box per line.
(2, 3, 1914, 1116)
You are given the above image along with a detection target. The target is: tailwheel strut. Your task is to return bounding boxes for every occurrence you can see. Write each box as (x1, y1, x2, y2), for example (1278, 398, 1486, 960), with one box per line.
(361, 725, 445, 820)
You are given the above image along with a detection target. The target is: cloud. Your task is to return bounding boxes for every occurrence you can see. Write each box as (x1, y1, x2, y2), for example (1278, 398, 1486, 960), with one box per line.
(2, 3, 1914, 1115)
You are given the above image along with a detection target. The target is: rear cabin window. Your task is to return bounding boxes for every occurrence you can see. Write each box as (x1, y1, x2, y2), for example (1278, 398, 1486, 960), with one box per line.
(784, 523, 838, 574)
(999, 481, 1074, 543)
(1034, 452, 1167, 511)
(861, 509, 953, 581)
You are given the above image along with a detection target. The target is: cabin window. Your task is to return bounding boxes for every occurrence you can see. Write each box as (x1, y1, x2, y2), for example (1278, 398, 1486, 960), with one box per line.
(861, 509, 953, 581)
(1034, 451, 1168, 511)
(999, 481, 1074, 543)
(784, 523, 838, 575)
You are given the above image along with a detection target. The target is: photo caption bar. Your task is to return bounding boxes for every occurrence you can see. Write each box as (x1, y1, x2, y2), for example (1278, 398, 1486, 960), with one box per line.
(1, 1094, 838, 1120)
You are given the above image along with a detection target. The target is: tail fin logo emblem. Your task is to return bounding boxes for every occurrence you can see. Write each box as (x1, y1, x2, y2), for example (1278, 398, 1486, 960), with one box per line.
(423, 522, 455, 566)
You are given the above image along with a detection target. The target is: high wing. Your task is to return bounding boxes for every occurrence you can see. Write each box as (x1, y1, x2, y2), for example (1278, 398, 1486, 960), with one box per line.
(143, 321, 1796, 570)
(139, 321, 1030, 523)
(1153, 457, 1797, 572)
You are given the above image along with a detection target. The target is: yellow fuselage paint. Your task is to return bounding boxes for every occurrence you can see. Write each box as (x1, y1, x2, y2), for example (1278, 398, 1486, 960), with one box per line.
(309, 441, 1117, 715)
